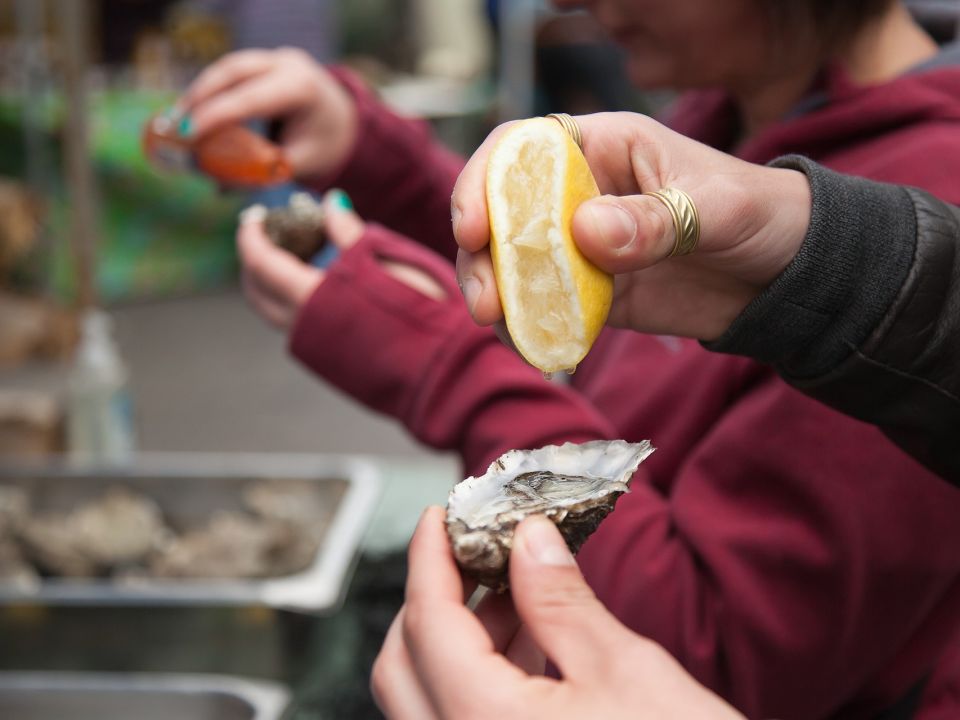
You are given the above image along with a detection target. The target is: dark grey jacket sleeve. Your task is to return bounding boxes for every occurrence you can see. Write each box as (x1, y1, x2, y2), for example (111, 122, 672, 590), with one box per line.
(706, 156, 960, 485)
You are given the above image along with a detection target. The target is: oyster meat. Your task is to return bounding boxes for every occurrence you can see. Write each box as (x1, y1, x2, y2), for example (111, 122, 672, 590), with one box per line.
(446, 440, 653, 591)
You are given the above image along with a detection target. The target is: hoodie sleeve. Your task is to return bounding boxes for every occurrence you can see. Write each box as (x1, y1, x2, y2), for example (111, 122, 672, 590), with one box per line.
(304, 67, 465, 263)
(706, 156, 960, 485)
(576, 368, 960, 720)
(289, 223, 617, 476)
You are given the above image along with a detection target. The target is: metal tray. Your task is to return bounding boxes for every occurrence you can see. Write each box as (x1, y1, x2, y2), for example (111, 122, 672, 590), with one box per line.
(0, 672, 290, 720)
(0, 453, 380, 613)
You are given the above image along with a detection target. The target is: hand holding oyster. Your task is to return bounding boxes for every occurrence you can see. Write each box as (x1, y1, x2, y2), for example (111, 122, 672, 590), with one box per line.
(446, 440, 653, 591)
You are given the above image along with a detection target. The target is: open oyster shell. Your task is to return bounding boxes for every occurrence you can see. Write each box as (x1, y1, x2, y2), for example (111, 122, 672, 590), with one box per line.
(446, 440, 654, 591)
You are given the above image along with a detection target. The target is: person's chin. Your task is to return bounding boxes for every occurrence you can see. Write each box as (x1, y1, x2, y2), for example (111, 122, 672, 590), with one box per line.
(625, 57, 678, 90)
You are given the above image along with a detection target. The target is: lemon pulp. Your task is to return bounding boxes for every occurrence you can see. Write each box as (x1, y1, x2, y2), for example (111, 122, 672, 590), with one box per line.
(486, 118, 612, 374)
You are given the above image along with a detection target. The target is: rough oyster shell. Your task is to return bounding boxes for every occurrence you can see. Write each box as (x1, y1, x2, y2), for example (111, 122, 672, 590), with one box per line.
(0, 486, 28, 539)
(147, 510, 302, 579)
(243, 192, 326, 261)
(446, 440, 654, 591)
(18, 486, 167, 576)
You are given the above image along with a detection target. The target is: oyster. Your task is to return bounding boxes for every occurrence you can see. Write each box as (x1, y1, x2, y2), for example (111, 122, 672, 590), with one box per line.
(244, 192, 327, 261)
(148, 510, 303, 579)
(0, 486, 29, 539)
(446, 440, 654, 591)
(0, 539, 38, 589)
(18, 487, 167, 576)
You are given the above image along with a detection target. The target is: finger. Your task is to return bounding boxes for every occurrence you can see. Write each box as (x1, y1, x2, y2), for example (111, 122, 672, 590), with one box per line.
(322, 189, 364, 250)
(402, 509, 532, 715)
(509, 516, 628, 682)
(371, 608, 441, 720)
(188, 72, 302, 139)
(571, 193, 678, 274)
(504, 624, 547, 675)
(179, 49, 274, 117)
(405, 506, 472, 606)
(474, 590, 522, 653)
(472, 591, 546, 675)
(240, 273, 296, 329)
(381, 262, 447, 301)
(455, 247, 502, 325)
(237, 215, 321, 302)
(450, 121, 517, 253)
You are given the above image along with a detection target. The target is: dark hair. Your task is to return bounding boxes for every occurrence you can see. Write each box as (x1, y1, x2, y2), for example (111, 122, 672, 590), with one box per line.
(768, 0, 897, 50)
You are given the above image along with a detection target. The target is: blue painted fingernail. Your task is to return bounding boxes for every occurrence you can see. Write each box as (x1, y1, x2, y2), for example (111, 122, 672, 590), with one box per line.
(178, 114, 194, 137)
(328, 188, 353, 211)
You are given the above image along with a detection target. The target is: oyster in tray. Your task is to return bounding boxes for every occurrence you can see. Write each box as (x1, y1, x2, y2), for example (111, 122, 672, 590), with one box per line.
(446, 440, 653, 591)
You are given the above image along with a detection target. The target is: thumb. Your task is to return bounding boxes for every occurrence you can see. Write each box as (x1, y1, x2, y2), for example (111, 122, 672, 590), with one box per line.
(572, 194, 679, 274)
(323, 188, 364, 250)
(509, 515, 627, 680)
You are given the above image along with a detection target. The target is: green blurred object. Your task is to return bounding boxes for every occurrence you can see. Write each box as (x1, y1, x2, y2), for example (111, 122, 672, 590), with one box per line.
(0, 89, 245, 304)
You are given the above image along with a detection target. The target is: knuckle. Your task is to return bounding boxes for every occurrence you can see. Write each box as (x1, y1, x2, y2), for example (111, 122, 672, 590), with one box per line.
(648, 203, 671, 253)
(370, 649, 388, 686)
(626, 634, 674, 673)
(401, 601, 430, 646)
(528, 574, 598, 621)
(369, 652, 392, 706)
(277, 46, 310, 66)
(242, 250, 265, 277)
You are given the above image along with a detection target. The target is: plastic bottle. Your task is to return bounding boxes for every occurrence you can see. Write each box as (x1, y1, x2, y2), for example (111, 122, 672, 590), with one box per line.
(142, 110, 293, 187)
(66, 309, 136, 464)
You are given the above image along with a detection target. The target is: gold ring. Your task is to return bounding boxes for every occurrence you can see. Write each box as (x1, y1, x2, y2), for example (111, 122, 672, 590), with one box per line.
(643, 187, 700, 257)
(546, 113, 583, 150)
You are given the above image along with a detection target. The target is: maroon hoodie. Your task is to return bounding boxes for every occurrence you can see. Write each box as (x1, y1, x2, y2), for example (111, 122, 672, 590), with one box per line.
(290, 52, 960, 720)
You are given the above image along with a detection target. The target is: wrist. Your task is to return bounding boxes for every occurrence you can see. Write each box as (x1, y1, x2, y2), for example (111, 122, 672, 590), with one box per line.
(697, 167, 812, 341)
(758, 168, 813, 281)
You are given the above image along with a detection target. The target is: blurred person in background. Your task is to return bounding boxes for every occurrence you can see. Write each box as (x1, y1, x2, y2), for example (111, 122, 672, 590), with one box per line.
(486, 0, 640, 114)
(177, 1, 960, 718)
(189, 0, 338, 61)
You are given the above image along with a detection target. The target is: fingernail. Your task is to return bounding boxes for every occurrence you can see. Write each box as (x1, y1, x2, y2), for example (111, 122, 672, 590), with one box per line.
(178, 113, 194, 138)
(585, 199, 637, 250)
(327, 188, 353, 211)
(460, 275, 481, 314)
(519, 516, 576, 567)
(451, 201, 463, 238)
(239, 204, 267, 224)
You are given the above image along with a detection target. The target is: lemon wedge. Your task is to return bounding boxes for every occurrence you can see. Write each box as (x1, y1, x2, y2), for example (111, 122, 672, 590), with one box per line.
(486, 117, 612, 374)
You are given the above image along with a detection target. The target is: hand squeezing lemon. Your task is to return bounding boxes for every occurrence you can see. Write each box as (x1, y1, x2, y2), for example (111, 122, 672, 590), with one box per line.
(485, 117, 613, 374)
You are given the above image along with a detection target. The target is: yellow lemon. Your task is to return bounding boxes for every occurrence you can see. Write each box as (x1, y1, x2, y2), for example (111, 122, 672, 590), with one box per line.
(486, 117, 613, 374)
